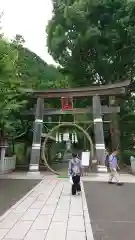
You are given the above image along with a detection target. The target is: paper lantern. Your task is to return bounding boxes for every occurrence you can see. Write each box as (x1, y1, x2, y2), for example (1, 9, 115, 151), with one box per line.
(56, 133, 59, 143)
(74, 133, 78, 143)
(63, 132, 69, 141)
(58, 133, 62, 143)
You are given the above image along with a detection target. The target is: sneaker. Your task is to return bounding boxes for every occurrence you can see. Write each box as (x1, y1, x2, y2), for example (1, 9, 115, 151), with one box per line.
(108, 181, 115, 184)
(116, 182, 124, 186)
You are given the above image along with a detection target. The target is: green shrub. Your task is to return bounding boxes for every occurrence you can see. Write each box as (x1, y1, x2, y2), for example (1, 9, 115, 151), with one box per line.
(14, 143, 25, 164)
(120, 150, 135, 165)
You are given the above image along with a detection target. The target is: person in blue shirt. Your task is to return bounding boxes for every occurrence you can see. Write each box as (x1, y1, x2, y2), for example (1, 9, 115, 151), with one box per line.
(108, 149, 124, 186)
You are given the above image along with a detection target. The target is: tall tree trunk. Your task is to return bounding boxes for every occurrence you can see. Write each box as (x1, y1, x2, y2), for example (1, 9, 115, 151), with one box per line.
(109, 96, 120, 151)
(0, 128, 5, 173)
(0, 147, 6, 173)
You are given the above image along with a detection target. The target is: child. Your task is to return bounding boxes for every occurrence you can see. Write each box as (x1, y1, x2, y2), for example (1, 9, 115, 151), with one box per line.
(68, 153, 82, 195)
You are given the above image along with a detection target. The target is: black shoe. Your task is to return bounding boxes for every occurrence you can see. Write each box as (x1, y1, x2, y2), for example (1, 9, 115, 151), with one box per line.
(108, 181, 115, 184)
(116, 182, 124, 186)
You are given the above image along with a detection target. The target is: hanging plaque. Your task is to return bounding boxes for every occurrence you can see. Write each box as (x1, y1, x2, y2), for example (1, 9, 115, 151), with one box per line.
(61, 97, 73, 111)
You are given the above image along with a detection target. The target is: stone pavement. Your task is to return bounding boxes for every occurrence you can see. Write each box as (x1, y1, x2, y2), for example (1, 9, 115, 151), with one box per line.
(0, 179, 41, 216)
(0, 178, 93, 240)
(84, 181, 135, 240)
(0, 173, 135, 240)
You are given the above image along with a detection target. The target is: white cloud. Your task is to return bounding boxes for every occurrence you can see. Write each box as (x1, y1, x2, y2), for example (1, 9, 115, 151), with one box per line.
(0, 0, 56, 65)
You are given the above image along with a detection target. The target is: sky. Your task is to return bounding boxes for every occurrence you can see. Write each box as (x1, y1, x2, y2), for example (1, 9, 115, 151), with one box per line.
(0, 0, 56, 65)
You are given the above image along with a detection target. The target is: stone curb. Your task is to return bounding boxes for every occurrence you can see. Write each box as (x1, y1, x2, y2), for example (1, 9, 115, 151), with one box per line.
(81, 181, 94, 240)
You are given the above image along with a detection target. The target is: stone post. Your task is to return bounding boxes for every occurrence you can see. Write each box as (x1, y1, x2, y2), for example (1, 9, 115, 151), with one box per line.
(92, 95, 107, 172)
(29, 97, 44, 172)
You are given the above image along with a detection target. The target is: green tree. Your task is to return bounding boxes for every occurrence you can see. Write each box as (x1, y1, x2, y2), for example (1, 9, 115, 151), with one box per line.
(0, 11, 4, 38)
(9, 36, 70, 153)
(0, 32, 72, 164)
(0, 38, 27, 156)
(46, 0, 135, 152)
(47, 0, 135, 86)
(12, 34, 69, 89)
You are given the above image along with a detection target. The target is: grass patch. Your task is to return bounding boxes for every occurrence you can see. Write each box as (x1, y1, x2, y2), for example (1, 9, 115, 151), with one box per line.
(57, 175, 68, 178)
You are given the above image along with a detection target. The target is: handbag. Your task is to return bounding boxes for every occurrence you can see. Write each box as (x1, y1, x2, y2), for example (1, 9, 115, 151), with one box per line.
(69, 175, 73, 184)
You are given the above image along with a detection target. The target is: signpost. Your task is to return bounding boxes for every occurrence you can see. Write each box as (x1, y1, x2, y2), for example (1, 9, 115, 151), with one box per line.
(81, 151, 90, 167)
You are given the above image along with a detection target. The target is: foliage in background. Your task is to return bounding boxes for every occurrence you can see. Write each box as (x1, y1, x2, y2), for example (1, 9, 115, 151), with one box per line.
(47, 0, 135, 151)
(2, 0, 135, 161)
(0, 38, 28, 139)
(0, 33, 68, 149)
(47, 0, 135, 86)
(12, 34, 69, 90)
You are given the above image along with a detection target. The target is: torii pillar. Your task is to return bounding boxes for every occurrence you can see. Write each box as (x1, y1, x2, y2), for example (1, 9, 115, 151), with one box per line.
(29, 97, 44, 172)
(92, 95, 107, 172)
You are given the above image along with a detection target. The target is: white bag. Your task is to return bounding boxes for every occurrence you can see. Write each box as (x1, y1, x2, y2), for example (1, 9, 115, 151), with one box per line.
(69, 175, 73, 184)
(130, 156, 135, 161)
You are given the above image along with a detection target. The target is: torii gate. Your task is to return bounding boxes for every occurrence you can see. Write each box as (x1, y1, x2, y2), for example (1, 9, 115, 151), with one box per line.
(26, 80, 130, 174)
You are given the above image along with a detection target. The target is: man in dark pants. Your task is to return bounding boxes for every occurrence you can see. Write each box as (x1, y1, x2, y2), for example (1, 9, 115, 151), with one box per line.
(68, 153, 82, 195)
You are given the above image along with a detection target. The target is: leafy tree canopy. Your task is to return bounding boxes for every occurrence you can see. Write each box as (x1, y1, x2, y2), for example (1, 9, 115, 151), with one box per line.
(12, 34, 69, 90)
(0, 33, 68, 138)
(47, 0, 135, 86)
(0, 37, 28, 137)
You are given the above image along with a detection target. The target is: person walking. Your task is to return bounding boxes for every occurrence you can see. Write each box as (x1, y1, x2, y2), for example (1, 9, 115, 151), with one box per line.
(68, 153, 82, 195)
(105, 148, 110, 170)
(108, 149, 123, 186)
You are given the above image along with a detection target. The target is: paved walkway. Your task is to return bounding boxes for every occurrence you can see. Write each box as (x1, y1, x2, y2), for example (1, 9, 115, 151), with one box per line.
(0, 179, 41, 216)
(84, 181, 135, 240)
(0, 179, 93, 240)
(0, 173, 135, 240)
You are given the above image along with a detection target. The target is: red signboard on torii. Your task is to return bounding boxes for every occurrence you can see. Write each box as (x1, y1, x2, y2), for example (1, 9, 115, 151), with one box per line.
(61, 97, 73, 111)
